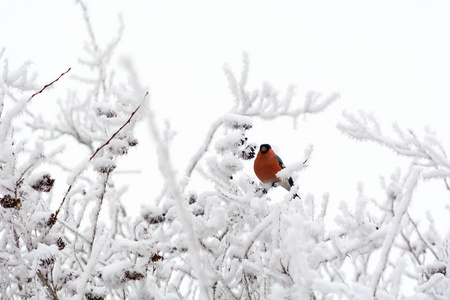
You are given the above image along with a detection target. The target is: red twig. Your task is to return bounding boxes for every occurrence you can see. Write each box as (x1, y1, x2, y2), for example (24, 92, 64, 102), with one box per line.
(28, 67, 71, 103)
(48, 94, 147, 228)
(89, 99, 144, 160)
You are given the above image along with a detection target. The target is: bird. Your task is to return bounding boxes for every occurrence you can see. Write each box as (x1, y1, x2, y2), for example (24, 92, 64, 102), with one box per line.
(254, 144, 299, 198)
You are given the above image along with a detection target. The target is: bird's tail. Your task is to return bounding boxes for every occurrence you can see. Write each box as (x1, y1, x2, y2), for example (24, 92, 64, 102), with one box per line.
(281, 177, 300, 200)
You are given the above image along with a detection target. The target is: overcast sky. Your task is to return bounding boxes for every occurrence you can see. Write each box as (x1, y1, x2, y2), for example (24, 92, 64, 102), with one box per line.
(2, 1, 450, 222)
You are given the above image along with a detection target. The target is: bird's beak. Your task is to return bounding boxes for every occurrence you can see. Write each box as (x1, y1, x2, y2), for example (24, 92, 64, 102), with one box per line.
(261, 146, 267, 153)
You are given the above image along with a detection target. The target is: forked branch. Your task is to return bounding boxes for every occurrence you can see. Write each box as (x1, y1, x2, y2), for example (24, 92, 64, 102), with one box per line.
(48, 98, 145, 228)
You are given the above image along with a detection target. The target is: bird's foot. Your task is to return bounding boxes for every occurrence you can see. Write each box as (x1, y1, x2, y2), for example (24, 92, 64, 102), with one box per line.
(255, 187, 268, 197)
(292, 193, 301, 200)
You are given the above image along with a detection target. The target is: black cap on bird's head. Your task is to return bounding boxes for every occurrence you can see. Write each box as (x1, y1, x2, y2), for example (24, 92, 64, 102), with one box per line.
(260, 144, 271, 153)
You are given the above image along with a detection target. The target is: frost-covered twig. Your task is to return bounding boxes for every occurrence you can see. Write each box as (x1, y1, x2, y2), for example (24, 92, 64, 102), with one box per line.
(89, 102, 143, 160)
(224, 54, 339, 122)
(181, 117, 223, 192)
(146, 91, 211, 300)
(75, 232, 108, 300)
(181, 54, 337, 190)
(338, 111, 450, 297)
(36, 270, 59, 300)
(75, 0, 98, 50)
(0, 3, 149, 298)
(90, 172, 110, 254)
(0, 66, 68, 142)
(338, 111, 450, 168)
(406, 212, 440, 261)
(370, 166, 422, 297)
(48, 102, 143, 227)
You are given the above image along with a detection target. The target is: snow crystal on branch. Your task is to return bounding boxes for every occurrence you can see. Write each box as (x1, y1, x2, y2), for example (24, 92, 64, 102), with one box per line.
(95, 102, 118, 118)
(339, 110, 450, 183)
(214, 131, 248, 154)
(92, 157, 117, 173)
(107, 138, 130, 156)
(223, 112, 253, 130)
(28, 243, 60, 282)
(101, 260, 134, 287)
(337, 110, 450, 298)
(5, 2, 450, 297)
(0, 4, 150, 298)
(223, 53, 339, 123)
(276, 144, 312, 180)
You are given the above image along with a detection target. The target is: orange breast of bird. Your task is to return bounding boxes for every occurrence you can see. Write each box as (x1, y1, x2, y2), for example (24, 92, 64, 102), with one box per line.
(254, 149, 282, 183)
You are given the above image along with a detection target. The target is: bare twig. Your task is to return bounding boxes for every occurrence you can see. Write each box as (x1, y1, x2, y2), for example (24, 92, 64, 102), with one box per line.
(28, 68, 71, 103)
(280, 260, 294, 283)
(90, 101, 143, 160)
(48, 100, 145, 228)
(37, 271, 59, 300)
(400, 231, 422, 266)
(407, 212, 440, 261)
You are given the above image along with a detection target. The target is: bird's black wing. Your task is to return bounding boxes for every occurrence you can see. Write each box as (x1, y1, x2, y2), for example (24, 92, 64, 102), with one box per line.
(275, 154, 286, 169)
(275, 154, 294, 188)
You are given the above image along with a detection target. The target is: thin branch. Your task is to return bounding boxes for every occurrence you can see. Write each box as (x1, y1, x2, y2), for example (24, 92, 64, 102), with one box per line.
(75, 0, 98, 51)
(90, 172, 110, 254)
(243, 272, 253, 300)
(90, 101, 143, 160)
(57, 219, 91, 244)
(37, 270, 59, 300)
(400, 231, 422, 266)
(147, 91, 211, 300)
(48, 100, 145, 228)
(181, 117, 223, 192)
(28, 68, 71, 103)
(280, 260, 294, 284)
(407, 212, 440, 261)
(371, 166, 422, 297)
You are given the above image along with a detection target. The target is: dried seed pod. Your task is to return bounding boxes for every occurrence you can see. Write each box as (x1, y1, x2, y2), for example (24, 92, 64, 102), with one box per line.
(0, 195, 20, 209)
(30, 173, 55, 193)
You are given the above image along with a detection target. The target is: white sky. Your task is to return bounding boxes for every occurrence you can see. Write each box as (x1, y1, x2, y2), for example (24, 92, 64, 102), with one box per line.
(1, 1, 450, 224)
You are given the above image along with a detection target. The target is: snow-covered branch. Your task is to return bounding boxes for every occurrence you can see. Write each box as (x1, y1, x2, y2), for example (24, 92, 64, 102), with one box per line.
(338, 110, 450, 299)
(224, 53, 339, 122)
(2, 2, 449, 298)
